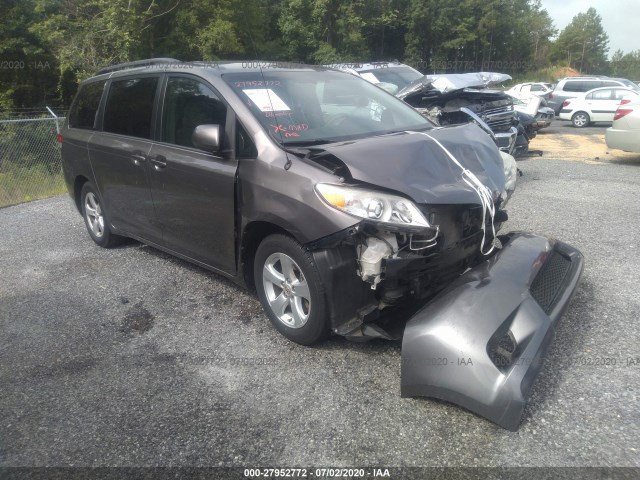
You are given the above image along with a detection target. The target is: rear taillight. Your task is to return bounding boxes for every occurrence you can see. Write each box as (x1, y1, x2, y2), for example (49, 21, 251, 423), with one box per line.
(562, 100, 571, 107)
(613, 108, 633, 121)
(620, 99, 632, 105)
(56, 133, 63, 144)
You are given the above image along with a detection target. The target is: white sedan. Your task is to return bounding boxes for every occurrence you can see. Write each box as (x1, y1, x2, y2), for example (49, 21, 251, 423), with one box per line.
(558, 87, 640, 127)
(606, 100, 640, 152)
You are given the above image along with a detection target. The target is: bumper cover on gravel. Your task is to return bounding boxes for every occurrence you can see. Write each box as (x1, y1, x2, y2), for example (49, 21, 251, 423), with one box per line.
(401, 232, 584, 430)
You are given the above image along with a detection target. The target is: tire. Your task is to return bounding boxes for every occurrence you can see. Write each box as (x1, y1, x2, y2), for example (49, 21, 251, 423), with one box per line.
(80, 182, 122, 248)
(571, 112, 590, 128)
(254, 234, 328, 345)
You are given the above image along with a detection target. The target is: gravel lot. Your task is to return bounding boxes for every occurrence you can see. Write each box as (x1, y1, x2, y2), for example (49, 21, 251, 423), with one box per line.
(1, 126, 639, 468)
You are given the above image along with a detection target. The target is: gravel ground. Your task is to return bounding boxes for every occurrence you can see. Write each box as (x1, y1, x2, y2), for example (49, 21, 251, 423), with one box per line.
(1, 137, 639, 467)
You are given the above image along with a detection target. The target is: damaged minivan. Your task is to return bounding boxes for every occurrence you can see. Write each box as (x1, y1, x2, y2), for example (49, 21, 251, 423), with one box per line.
(61, 60, 583, 430)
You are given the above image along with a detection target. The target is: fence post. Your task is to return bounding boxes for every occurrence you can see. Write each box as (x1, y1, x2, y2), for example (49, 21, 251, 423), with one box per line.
(46, 106, 60, 134)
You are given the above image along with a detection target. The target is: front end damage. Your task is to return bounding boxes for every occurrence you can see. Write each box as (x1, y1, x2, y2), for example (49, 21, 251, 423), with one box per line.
(295, 123, 582, 430)
(401, 233, 583, 430)
(310, 228, 583, 430)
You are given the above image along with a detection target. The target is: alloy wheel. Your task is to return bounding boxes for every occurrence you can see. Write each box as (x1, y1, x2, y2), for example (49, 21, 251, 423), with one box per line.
(262, 252, 311, 328)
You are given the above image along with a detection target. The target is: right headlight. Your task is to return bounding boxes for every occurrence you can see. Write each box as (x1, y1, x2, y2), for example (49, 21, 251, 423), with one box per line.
(315, 183, 431, 228)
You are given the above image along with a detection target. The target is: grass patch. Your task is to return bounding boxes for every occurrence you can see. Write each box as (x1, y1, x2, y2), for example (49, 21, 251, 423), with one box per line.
(0, 164, 66, 207)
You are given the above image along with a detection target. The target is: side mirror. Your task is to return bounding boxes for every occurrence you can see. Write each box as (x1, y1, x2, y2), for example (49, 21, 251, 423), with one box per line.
(192, 124, 220, 152)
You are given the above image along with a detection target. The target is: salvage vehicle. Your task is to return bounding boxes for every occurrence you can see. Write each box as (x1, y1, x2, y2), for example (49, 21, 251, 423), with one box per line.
(508, 94, 554, 132)
(506, 82, 553, 101)
(335, 61, 423, 95)
(60, 59, 583, 431)
(336, 67, 524, 156)
(559, 86, 640, 127)
(394, 72, 526, 156)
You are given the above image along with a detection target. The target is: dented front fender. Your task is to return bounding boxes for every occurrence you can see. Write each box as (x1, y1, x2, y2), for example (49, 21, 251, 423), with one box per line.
(401, 232, 584, 431)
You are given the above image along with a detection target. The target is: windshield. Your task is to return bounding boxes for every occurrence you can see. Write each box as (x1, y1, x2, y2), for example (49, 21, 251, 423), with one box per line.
(622, 80, 640, 91)
(223, 70, 431, 145)
(358, 66, 424, 91)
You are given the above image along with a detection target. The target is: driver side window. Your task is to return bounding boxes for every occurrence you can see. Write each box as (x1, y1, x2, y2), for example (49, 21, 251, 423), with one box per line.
(162, 77, 227, 149)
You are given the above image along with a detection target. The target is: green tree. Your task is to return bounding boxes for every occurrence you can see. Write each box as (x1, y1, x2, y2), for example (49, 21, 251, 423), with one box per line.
(0, 0, 58, 111)
(550, 7, 609, 73)
(278, 0, 369, 63)
(610, 49, 640, 80)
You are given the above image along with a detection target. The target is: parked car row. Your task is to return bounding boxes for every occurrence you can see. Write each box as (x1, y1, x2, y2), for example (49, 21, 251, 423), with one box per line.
(546, 76, 639, 115)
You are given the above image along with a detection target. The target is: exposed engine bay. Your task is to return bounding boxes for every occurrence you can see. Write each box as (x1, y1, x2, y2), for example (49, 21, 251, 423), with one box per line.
(396, 73, 535, 157)
(283, 121, 581, 431)
(294, 124, 518, 340)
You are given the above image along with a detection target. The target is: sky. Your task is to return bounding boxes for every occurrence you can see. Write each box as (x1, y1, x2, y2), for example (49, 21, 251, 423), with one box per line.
(539, 0, 640, 57)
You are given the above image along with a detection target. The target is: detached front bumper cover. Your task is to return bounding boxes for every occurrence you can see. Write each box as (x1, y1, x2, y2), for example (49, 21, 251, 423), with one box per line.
(401, 232, 584, 431)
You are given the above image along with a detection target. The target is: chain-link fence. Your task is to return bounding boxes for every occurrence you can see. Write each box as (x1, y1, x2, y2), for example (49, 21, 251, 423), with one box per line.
(0, 109, 67, 208)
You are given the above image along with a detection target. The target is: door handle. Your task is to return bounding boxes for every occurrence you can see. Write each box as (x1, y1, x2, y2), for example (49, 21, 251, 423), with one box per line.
(151, 155, 167, 170)
(131, 153, 147, 166)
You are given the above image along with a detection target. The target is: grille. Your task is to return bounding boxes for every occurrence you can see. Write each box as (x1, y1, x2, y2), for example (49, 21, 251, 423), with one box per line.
(530, 250, 571, 314)
(482, 104, 515, 131)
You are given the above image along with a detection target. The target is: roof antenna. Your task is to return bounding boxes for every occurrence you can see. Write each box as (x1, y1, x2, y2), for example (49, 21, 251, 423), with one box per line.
(245, 28, 292, 170)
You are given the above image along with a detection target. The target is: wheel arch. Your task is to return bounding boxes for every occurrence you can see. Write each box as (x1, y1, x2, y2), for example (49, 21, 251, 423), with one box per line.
(73, 175, 90, 213)
(240, 220, 301, 291)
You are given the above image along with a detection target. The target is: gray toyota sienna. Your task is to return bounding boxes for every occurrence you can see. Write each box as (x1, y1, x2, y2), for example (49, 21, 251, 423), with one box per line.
(61, 59, 583, 430)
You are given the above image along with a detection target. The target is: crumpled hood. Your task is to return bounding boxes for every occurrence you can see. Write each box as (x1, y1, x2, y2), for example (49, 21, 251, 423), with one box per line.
(397, 72, 512, 100)
(320, 123, 506, 205)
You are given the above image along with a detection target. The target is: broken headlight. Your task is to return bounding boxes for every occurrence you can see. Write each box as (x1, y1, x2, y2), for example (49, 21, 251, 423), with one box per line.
(315, 183, 431, 228)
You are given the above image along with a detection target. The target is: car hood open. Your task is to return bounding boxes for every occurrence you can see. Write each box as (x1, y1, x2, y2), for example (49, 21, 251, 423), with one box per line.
(318, 124, 506, 205)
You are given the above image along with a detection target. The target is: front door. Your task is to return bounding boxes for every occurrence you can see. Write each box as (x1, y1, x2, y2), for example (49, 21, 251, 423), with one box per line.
(147, 75, 238, 273)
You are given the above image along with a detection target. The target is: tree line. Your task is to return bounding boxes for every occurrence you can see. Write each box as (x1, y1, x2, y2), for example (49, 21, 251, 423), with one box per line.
(0, 0, 638, 111)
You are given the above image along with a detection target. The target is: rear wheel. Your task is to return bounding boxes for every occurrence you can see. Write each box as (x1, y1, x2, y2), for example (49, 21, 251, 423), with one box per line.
(571, 112, 590, 128)
(254, 234, 328, 345)
(80, 182, 122, 248)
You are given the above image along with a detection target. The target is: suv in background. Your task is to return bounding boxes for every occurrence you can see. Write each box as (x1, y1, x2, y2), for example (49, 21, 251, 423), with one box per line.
(548, 76, 640, 115)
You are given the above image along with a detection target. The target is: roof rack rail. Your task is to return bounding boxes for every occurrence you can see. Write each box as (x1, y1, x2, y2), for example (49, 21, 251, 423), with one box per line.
(97, 58, 181, 75)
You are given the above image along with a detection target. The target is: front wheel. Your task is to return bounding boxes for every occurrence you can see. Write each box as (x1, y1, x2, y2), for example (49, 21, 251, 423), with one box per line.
(80, 182, 122, 248)
(254, 234, 328, 345)
(572, 112, 590, 128)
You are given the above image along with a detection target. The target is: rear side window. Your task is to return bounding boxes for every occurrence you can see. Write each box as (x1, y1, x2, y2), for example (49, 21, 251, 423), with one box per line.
(530, 84, 543, 92)
(563, 81, 583, 92)
(613, 89, 632, 100)
(587, 89, 612, 100)
(103, 77, 159, 139)
(68, 81, 106, 130)
(582, 81, 601, 91)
